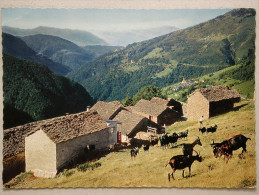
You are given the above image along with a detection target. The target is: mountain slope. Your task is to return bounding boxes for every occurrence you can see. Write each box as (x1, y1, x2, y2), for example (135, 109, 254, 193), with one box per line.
(68, 8, 255, 101)
(2, 33, 71, 76)
(3, 54, 94, 129)
(83, 45, 123, 58)
(96, 26, 179, 46)
(21, 34, 95, 70)
(2, 26, 107, 46)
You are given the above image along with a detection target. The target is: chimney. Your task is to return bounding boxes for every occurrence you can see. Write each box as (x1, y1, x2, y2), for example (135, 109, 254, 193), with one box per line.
(86, 106, 91, 111)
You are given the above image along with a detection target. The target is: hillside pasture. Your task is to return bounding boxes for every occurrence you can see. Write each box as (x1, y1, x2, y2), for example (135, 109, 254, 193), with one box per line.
(5, 101, 256, 188)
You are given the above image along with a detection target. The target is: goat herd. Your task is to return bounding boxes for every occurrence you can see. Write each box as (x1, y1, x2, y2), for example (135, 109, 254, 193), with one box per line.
(130, 125, 251, 181)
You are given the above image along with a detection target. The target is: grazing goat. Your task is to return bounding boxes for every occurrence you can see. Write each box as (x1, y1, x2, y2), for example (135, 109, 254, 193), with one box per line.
(165, 151, 202, 181)
(159, 133, 169, 149)
(168, 133, 179, 147)
(84, 144, 96, 153)
(178, 130, 188, 140)
(211, 134, 251, 163)
(206, 125, 218, 133)
(130, 147, 139, 160)
(143, 144, 150, 153)
(182, 137, 202, 156)
(150, 137, 159, 146)
(159, 133, 179, 148)
(198, 127, 206, 134)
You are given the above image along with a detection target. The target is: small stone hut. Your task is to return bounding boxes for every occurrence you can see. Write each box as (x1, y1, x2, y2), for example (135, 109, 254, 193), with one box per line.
(187, 85, 241, 120)
(112, 110, 149, 142)
(25, 110, 117, 178)
(129, 98, 181, 126)
(90, 101, 124, 120)
(150, 97, 183, 115)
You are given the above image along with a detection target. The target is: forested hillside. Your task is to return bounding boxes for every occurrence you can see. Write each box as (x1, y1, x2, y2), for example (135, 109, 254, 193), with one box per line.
(2, 26, 107, 46)
(3, 54, 94, 129)
(83, 45, 123, 58)
(68, 9, 255, 101)
(21, 34, 95, 70)
(2, 33, 71, 76)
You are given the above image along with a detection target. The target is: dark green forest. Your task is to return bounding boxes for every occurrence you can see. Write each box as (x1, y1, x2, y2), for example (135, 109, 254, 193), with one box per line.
(3, 54, 94, 129)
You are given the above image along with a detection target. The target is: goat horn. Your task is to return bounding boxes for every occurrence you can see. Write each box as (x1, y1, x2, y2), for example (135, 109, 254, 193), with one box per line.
(193, 150, 198, 155)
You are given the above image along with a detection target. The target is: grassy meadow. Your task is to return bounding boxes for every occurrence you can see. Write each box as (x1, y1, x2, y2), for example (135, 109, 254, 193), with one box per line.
(5, 100, 256, 188)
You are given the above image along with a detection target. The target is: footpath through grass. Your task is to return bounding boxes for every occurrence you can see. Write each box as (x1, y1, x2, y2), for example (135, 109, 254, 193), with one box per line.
(5, 100, 256, 188)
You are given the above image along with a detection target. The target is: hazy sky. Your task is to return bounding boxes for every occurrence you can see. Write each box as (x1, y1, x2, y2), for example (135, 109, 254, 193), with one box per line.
(2, 8, 232, 32)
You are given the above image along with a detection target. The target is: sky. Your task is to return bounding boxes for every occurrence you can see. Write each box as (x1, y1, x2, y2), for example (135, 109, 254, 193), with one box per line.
(2, 8, 232, 33)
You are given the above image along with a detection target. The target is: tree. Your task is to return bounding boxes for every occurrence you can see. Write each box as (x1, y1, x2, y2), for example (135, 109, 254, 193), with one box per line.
(121, 95, 133, 106)
(132, 85, 167, 105)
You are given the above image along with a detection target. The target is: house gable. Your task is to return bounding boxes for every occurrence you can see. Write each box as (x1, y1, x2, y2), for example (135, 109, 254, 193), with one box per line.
(187, 91, 210, 120)
(25, 129, 57, 178)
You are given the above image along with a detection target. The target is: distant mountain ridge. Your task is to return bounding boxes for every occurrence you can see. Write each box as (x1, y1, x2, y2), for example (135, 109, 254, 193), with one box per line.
(21, 34, 96, 70)
(2, 33, 71, 76)
(2, 26, 107, 46)
(96, 26, 179, 46)
(3, 54, 94, 129)
(68, 8, 255, 101)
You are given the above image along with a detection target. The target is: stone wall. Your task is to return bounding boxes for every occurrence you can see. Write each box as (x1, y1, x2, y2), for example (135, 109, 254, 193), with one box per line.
(157, 109, 181, 126)
(187, 92, 210, 120)
(25, 130, 57, 178)
(209, 100, 235, 117)
(56, 127, 115, 171)
(127, 118, 148, 138)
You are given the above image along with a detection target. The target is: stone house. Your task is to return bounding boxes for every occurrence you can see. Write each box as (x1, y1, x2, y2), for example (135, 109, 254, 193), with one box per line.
(25, 110, 117, 178)
(150, 97, 183, 114)
(90, 101, 124, 120)
(112, 110, 149, 142)
(129, 98, 181, 126)
(187, 85, 241, 120)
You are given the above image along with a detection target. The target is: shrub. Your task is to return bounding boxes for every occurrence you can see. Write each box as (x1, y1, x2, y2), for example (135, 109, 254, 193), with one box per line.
(77, 162, 102, 172)
(62, 169, 75, 177)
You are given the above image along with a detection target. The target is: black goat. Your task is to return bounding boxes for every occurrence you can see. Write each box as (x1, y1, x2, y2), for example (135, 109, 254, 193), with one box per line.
(198, 127, 206, 134)
(178, 130, 188, 140)
(130, 147, 140, 160)
(159, 133, 169, 149)
(150, 138, 159, 146)
(168, 133, 179, 147)
(84, 144, 96, 153)
(206, 125, 218, 133)
(211, 134, 251, 163)
(143, 144, 150, 153)
(165, 151, 202, 181)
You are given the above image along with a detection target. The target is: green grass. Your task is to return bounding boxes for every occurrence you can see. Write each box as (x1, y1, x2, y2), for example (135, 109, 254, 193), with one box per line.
(143, 48, 163, 59)
(5, 100, 256, 188)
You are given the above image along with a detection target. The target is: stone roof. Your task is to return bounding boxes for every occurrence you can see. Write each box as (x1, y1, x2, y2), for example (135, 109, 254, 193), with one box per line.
(113, 110, 147, 135)
(90, 101, 123, 120)
(150, 97, 169, 106)
(192, 85, 241, 102)
(3, 111, 108, 159)
(131, 99, 169, 116)
(3, 121, 42, 159)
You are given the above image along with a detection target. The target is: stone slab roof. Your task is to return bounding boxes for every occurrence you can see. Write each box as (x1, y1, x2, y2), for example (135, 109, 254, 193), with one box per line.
(3, 111, 108, 158)
(90, 101, 123, 120)
(3, 121, 42, 159)
(131, 99, 169, 116)
(150, 97, 169, 105)
(192, 85, 241, 102)
(113, 110, 146, 135)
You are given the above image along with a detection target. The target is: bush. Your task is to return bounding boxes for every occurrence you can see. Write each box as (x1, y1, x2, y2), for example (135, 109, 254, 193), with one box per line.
(77, 162, 102, 172)
(62, 169, 75, 177)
